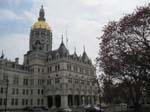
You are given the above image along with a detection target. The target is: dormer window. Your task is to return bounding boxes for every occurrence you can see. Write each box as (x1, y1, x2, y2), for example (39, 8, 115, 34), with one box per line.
(48, 54, 52, 61)
(56, 53, 59, 59)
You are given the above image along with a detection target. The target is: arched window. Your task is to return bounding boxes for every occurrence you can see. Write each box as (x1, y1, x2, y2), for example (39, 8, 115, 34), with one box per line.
(56, 53, 60, 59)
(47, 54, 52, 61)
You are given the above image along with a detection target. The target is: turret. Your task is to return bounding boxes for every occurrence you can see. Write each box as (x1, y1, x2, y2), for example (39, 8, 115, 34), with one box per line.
(57, 35, 69, 57)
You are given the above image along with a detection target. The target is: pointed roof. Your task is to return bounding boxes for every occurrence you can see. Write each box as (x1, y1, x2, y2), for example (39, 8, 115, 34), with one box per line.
(0, 50, 4, 59)
(82, 46, 89, 62)
(58, 35, 69, 57)
(73, 47, 78, 58)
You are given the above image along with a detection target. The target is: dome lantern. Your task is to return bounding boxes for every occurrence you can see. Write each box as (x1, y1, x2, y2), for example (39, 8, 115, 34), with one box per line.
(38, 5, 45, 21)
(32, 5, 51, 31)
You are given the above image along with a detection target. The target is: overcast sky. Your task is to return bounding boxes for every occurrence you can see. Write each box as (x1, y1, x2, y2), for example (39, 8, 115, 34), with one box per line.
(0, 0, 149, 64)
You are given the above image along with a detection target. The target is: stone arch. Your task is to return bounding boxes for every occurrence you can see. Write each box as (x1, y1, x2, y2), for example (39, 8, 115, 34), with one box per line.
(48, 54, 52, 61)
(56, 52, 60, 59)
(74, 95, 80, 106)
(47, 95, 53, 108)
(55, 95, 61, 107)
(68, 95, 73, 107)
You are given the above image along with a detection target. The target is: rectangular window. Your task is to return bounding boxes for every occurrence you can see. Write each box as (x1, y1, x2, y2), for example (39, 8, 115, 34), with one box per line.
(55, 65, 57, 71)
(0, 98, 2, 105)
(26, 89, 28, 95)
(23, 79, 26, 85)
(47, 79, 51, 85)
(47, 67, 49, 73)
(41, 89, 44, 95)
(22, 99, 24, 105)
(81, 80, 84, 84)
(75, 79, 78, 84)
(3, 98, 6, 105)
(30, 99, 33, 105)
(16, 88, 19, 94)
(58, 64, 60, 70)
(26, 99, 28, 105)
(41, 99, 44, 105)
(80, 68, 83, 73)
(38, 89, 40, 95)
(37, 99, 40, 105)
(46, 45, 48, 51)
(22, 89, 25, 95)
(1, 87, 3, 94)
(73, 66, 77, 72)
(13, 77, 15, 84)
(23, 78, 28, 85)
(31, 89, 33, 95)
(42, 68, 44, 73)
(15, 99, 18, 105)
(68, 78, 72, 83)
(12, 88, 15, 94)
(92, 80, 95, 86)
(38, 68, 40, 73)
(85, 70, 88, 75)
(91, 70, 94, 75)
(55, 78, 60, 84)
(49, 67, 52, 72)
(11, 98, 14, 106)
(67, 64, 71, 70)
(3, 75, 8, 81)
(31, 79, 34, 85)
(13, 76, 19, 85)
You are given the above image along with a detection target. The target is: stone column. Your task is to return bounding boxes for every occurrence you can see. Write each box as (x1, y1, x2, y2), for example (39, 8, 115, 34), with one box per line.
(82, 96, 85, 106)
(86, 96, 88, 105)
(80, 96, 83, 106)
(78, 95, 81, 107)
(68, 96, 70, 107)
(71, 95, 73, 106)
(83, 96, 85, 105)
(91, 96, 94, 105)
(87, 95, 90, 105)
(61, 95, 68, 108)
(72, 95, 75, 107)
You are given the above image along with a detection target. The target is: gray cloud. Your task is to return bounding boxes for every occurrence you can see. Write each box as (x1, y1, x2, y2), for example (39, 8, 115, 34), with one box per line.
(0, 0, 150, 64)
(0, 34, 28, 63)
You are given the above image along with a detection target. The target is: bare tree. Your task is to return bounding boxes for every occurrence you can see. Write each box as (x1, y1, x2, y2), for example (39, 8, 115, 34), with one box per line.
(97, 5, 150, 112)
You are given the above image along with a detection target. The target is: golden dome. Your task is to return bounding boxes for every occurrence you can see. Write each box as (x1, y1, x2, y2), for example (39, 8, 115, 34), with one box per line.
(32, 20, 51, 31)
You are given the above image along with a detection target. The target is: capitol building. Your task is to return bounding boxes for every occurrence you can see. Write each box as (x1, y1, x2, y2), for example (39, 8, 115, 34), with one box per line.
(0, 6, 99, 110)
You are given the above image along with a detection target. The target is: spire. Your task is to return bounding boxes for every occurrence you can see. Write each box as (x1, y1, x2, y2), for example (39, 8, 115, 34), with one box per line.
(83, 45, 85, 53)
(0, 50, 4, 59)
(73, 47, 78, 58)
(74, 47, 78, 56)
(82, 45, 89, 62)
(38, 5, 45, 21)
(74, 47, 76, 53)
(58, 35, 69, 57)
(65, 29, 68, 49)
(61, 34, 64, 44)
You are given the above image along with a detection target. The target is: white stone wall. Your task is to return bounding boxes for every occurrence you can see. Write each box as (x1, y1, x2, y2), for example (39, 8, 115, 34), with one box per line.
(0, 55, 98, 110)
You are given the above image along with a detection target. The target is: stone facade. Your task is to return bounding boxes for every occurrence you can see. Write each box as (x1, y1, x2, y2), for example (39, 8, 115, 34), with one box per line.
(0, 6, 99, 110)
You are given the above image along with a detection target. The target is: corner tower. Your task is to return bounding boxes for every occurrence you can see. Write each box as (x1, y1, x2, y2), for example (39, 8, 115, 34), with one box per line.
(30, 5, 52, 52)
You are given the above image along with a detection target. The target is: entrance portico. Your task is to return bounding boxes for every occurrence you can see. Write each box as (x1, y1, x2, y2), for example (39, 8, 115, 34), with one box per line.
(47, 95, 97, 108)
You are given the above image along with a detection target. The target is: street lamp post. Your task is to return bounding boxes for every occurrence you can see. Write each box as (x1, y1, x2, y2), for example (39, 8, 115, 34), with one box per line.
(96, 78, 101, 109)
(4, 79, 9, 112)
